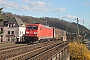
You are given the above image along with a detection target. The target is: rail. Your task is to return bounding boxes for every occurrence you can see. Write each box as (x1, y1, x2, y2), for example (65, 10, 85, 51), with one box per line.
(6, 41, 68, 60)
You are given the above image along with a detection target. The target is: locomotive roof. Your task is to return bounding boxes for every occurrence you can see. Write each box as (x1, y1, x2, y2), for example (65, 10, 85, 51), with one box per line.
(27, 24, 52, 28)
(26, 24, 52, 29)
(42, 25, 52, 28)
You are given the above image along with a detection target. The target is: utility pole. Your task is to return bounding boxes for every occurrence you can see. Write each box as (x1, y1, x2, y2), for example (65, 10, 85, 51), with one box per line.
(46, 20, 48, 26)
(76, 18, 79, 40)
(82, 19, 85, 43)
(83, 19, 84, 27)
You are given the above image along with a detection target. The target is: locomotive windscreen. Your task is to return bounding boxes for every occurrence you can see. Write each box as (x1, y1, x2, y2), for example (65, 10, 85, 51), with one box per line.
(27, 26, 38, 30)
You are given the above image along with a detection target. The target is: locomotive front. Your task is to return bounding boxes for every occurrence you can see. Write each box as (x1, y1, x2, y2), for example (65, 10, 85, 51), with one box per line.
(24, 24, 39, 43)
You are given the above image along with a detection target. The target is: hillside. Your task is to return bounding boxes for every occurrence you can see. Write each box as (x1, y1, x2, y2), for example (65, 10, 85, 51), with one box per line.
(1, 12, 90, 37)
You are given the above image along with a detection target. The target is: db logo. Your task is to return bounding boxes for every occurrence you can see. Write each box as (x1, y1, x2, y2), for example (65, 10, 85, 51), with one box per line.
(30, 32, 33, 34)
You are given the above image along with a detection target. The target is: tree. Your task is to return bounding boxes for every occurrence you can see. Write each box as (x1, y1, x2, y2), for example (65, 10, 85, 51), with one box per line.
(0, 7, 5, 34)
(69, 41, 90, 60)
(0, 7, 5, 21)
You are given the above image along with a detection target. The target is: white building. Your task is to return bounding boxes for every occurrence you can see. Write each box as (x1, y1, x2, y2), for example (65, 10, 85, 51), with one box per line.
(0, 17, 26, 42)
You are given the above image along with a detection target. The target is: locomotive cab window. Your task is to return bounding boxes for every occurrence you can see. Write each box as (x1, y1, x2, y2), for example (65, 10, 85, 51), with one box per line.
(27, 26, 32, 29)
(33, 26, 38, 30)
(27, 26, 38, 30)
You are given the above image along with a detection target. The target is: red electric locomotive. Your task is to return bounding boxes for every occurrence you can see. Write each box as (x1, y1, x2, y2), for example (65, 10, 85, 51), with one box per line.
(24, 24, 53, 43)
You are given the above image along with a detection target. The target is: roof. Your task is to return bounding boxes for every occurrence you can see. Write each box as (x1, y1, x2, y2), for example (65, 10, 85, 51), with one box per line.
(15, 17, 25, 27)
(6, 17, 25, 27)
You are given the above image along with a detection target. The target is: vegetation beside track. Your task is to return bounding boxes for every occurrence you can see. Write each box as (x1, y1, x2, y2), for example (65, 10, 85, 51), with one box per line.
(69, 41, 90, 60)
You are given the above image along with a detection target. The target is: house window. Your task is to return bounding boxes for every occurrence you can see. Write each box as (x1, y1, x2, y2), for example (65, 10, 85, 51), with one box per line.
(8, 31, 10, 34)
(1, 35, 3, 37)
(12, 24, 13, 27)
(1, 38, 3, 42)
(20, 31, 21, 35)
(8, 38, 10, 41)
(11, 31, 14, 34)
(1, 28, 3, 31)
(8, 24, 14, 27)
(22, 31, 23, 34)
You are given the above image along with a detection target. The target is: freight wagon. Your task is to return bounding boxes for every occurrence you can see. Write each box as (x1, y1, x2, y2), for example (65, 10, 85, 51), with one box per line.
(22, 24, 66, 44)
(53, 28, 66, 41)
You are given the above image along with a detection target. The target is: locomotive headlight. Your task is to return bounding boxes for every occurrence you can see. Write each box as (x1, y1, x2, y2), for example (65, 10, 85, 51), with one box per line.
(26, 32, 29, 34)
(34, 32, 37, 34)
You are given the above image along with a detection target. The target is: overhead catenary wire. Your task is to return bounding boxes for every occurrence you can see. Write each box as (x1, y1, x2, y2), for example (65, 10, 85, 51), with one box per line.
(39, 0, 61, 19)
(39, 0, 87, 29)
(39, 0, 78, 23)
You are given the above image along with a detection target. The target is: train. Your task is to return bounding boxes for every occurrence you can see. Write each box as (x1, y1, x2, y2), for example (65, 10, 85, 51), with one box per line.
(21, 23, 67, 44)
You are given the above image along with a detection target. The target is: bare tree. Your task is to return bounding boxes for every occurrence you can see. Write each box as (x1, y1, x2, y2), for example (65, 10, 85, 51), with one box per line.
(0, 7, 5, 21)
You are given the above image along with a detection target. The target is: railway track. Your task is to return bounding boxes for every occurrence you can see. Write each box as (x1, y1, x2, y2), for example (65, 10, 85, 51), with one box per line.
(27, 41, 68, 60)
(0, 44, 27, 50)
(0, 40, 64, 60)
(0, 43, 43, 60)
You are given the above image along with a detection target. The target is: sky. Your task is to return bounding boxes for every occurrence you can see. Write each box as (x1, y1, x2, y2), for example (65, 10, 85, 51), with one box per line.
(0, 0, 90, 29)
